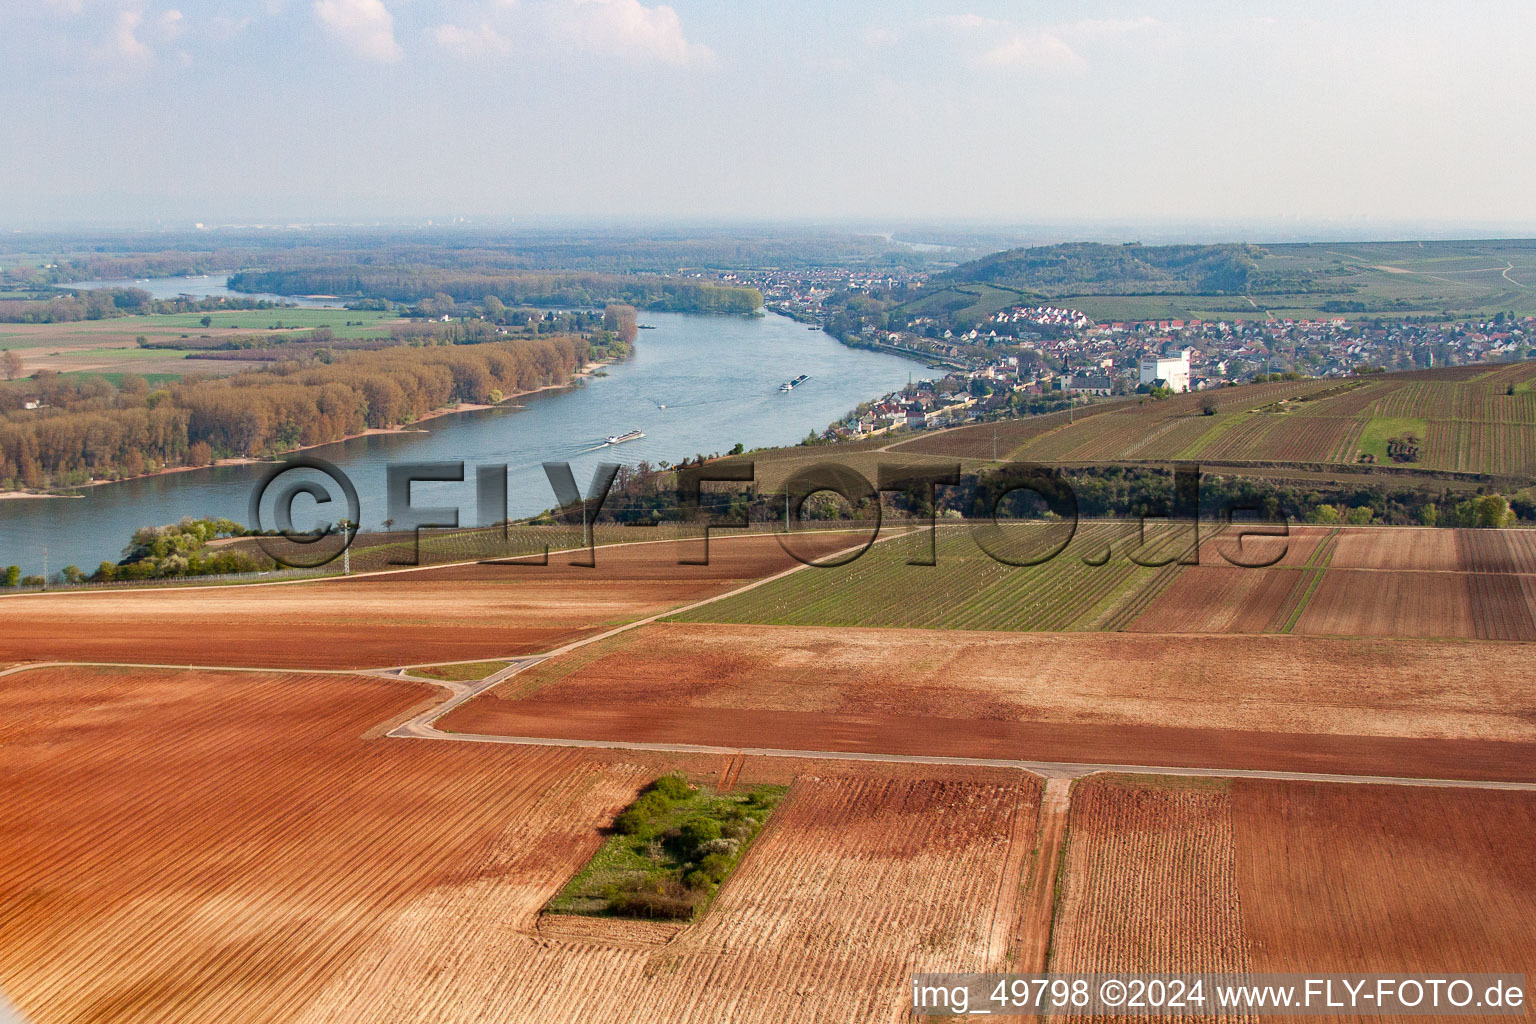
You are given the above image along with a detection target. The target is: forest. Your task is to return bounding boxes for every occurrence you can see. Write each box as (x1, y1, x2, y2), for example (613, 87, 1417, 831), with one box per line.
(228, 268, 762, 314)
(0, 288, 285, 324)
(933, 242, 1350, 297)
(0, 334, 587, 490)
(0, 228, 952, 287)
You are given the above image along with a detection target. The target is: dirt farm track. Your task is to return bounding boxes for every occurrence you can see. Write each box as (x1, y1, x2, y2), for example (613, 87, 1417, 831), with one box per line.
(0, 532, 855, 669)
(443, 623, 1536, 783)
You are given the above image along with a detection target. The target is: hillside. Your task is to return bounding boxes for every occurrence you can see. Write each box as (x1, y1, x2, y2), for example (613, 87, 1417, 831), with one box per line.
(933, 242, 1276, 297)
(892, 361, 1536, 478)
(900, 239, 1536, 323)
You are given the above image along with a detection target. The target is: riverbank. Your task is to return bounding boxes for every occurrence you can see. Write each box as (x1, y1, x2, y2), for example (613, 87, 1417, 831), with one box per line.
(0, 311, 928, 573)
(0, 361, 609, 502)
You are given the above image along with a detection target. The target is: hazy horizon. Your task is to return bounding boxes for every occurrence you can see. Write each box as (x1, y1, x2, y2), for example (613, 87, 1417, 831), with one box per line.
(5, 0, 1536, 231)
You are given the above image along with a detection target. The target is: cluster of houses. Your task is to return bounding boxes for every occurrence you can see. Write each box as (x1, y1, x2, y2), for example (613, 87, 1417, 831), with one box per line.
(836, 384, 982, 439)
(729, 266, 1536, 430)
(729, 267, 927, 322)
(989, 305, 1093, 331)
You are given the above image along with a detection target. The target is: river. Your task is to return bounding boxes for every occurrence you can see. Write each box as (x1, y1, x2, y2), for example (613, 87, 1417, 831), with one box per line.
(63, 274, 340, 308)
(0, 307, 928, 572)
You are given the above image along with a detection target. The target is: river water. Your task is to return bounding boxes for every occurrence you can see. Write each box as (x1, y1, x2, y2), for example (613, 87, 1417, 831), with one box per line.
(63, 275, 339, 308)
(0, 307, 927, 572)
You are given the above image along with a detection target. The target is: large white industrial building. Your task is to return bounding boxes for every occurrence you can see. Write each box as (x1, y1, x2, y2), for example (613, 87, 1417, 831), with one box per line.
(1139, 349, 1192, 393)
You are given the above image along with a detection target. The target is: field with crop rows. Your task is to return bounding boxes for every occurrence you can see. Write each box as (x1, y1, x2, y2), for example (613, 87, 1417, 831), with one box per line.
(998, 378, 1344, 464)
(1124, 565, 1310, 633)
(0, 665, 655, 1024)
(283, 775, 1042, 1024)
(1232, 781, 1536, 977)
(0, 530, 857, 668)
(1047, 775, 1536, 1016)
(1047, 776, 1254, 990)
(892, 401, 1121, 459)
(896, 362, 1536, 475)
(447, 623, 1536, 780)
(884, 377, 1338, 463)
(1293, 570, 1482, 638)
(669, 522, 1192, 632)
(1133, 526, 1536, 639)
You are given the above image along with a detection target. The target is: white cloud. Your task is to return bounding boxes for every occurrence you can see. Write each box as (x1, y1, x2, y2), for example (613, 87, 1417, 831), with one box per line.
(156, 8, 185, 40)
(208, 15, 255, 41)
(980, 32, 1085, 74)
(111, 9, 153, 62)
(314, 0, 403, 62)
(933, 13, 998, 33)
(909, 11, 1161, 74)
(433, 21, 513, 55)
(549, 0, 714, 67)
(1060, 16, 1161, 41)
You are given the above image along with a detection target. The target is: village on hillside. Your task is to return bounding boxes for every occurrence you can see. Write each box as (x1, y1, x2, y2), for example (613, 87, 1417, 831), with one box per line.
(720, 265, 1536, 443)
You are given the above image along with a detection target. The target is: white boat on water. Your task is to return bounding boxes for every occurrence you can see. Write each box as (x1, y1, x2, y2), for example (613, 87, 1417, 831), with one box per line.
(779, 374, 810, 392)
(606, 429, 645, 445)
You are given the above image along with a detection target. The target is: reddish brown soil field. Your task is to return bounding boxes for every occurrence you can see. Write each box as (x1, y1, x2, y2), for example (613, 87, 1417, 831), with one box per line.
(290, 774, 1041, 1023)
(1457, 528, 1536, 573)
(0, 532, 854, 669)
(444, 623, 1536, 781)
(0, 662, 1043, 1023)
(1197, 524, 1329, 569)
(1047, 775, 1536, 1023)
(1202, 526, 1536, 574)
(1467, 573, 1536, 640)
(1328, 528, 1460, 570)
(1309, 526, 1536, 573)
(1126, 566, 1307, 633)
(1049, 777, 1251, 980)
(1232, 781, 1536, 978)
(0, 665, 655, 1024)
(1138, 528, 1536, 639)
(1292, 569, 1478, 638)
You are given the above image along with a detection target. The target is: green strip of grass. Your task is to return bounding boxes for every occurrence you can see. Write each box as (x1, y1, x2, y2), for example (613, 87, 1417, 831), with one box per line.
(1280, 568, 1327, 634)
(548, 774, 786, 921)
(1355, 416, 1427, 464)
(407, 660, 511, 681)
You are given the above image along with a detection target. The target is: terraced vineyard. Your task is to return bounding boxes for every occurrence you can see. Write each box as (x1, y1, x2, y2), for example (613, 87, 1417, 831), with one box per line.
(890, 362, 1536, 476)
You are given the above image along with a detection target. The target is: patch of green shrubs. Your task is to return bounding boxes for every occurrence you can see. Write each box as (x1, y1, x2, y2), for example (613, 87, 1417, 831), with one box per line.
(547, 773, 786, 922)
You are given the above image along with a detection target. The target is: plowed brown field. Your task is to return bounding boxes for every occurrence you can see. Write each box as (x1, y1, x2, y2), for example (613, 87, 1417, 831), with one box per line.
(1136, 528, 1536, 639)
(0, 532, 855, 669)
(1048, 775, 1536, 1023)
(1233, 781, 1536, 980)
(1126, 566, 1306, 633)
(1327, 528, 1460, 570)
(288, 775, 1042, 1023)
(1048, 777, 1253, 988)
(1196, 525, 1329, 569)
(0, 665, 655, 1024)
(0, 661, 1046, 1023)
(443, 623, 1536, 781)
(1291, 569, 1477, 638)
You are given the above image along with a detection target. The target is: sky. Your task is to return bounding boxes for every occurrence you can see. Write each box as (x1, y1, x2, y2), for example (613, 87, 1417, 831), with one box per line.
(4, 0, 1536, 234)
